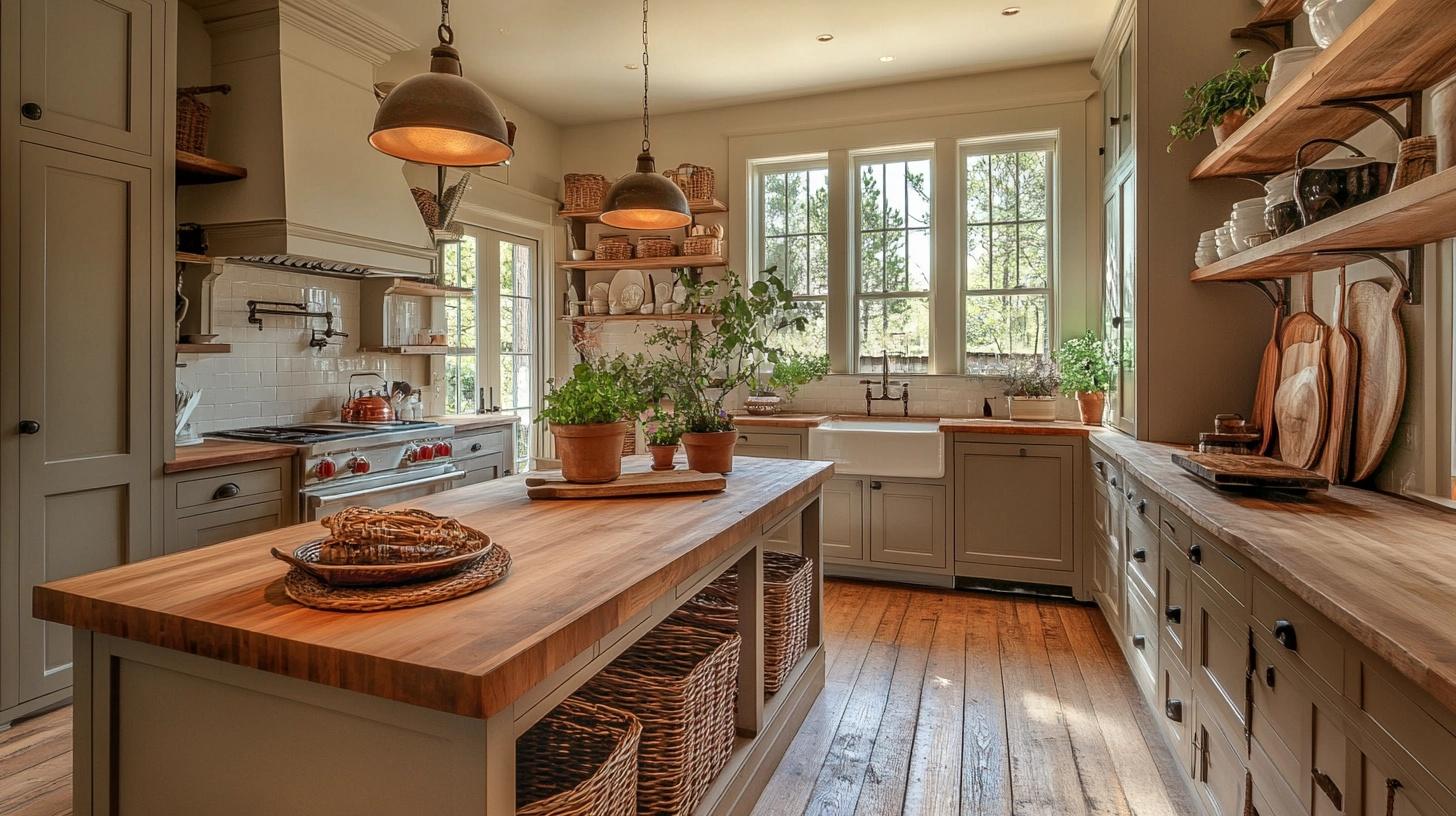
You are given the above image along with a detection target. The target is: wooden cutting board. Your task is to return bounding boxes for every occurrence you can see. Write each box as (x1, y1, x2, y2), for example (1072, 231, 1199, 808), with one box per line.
(1254, 304, 1284, 456)
(1317, 269, 1359, 484)
(1172, 452, 1330, 492)
(525, 470, 727, 499)
(1346, 279, 1407, 482)
(1274, 295, 1329, 470)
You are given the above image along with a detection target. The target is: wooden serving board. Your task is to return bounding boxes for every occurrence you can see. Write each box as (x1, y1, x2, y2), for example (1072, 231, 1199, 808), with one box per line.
(1172, 452, 1330, 492)
(1254, 305, 1284, 456)
(1346, 279, 1406, 483)
(1274, 299, 1329, 470)
(525, 470, 727, 499)
(1317, 270, 1360, 484)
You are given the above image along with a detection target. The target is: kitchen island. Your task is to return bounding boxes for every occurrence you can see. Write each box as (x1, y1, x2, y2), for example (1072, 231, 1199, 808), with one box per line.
(35, 456, 832, 816)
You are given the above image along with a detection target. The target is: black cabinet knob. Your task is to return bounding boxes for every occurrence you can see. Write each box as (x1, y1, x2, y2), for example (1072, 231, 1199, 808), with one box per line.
(1188, 543, 1203, 565)
(1136, 499, 1147, 515)
(1126, 488, 1134, 501)
(211, 482, 241, 501)
(1264, 665, 1276, 688)
(1109, 475, 1119, 488)
(870, 480, 883, 490)
(1165, 699, 1183, 723)
(470, 442, 483, 453)
(1165, 605, 1182, 624)
(1272, 619, 1298, 651)
(1133, 547, 1147, 563)
(1132, 634, 1147, 649)
(1111, 315, 1124, 328)
(1109, 116, 1121, 127)
(20, 102, 42, 120)
(1095, 461, 1105, 475)
(18, 420, 40, 435)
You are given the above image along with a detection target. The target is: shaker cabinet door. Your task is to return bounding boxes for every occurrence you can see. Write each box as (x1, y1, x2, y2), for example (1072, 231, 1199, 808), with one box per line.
(18, 0, 155, 154)
(821, 476, 867, 562)
(954, 443, 1074, 572)
(869, 480, 946, 569)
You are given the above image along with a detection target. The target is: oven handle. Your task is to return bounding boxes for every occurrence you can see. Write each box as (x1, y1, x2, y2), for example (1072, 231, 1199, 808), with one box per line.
(304, 469, 466, 507)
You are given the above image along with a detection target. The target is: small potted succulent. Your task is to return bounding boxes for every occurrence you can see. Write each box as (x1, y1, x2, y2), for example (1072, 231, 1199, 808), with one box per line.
(1167, 49, 1269, 151)
(1002, 357, 1062, 422)
(1054, 331, 1114, 425)
(746, 353, 830, 415)
(537, 357, 648, 484)
(645, 412, 683, 471)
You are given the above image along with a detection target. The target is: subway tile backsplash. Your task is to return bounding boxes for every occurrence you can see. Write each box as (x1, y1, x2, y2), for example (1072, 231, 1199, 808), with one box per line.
(177, 264, 428, 434)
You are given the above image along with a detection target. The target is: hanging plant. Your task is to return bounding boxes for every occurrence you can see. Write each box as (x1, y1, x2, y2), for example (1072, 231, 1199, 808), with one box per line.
(1167, 49, 1269, 152)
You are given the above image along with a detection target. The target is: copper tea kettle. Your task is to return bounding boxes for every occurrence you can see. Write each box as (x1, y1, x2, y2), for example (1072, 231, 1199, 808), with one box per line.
(341, 373, 396, 423)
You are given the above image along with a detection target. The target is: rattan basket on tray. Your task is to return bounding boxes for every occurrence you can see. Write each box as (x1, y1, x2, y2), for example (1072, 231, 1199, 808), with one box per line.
(573, 623, 740, 816)
(517, 698, 642, 816)
(635, 236, 677, 258)
(670, 551, 812, 694)
(665, 163, 715, 202)
(594, 236, 633, 261)
(564, 173, 609, 212)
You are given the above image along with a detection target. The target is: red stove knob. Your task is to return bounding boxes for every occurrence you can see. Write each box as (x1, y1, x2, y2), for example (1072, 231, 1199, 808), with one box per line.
(349, 456, 371, 475)
(433, 441, 452, 458)
(415, 443, 435, 462)
(314, 458, 337, 479)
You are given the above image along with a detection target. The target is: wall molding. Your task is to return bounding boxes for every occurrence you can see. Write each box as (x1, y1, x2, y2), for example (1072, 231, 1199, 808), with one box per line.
(195, 0, 415, 65)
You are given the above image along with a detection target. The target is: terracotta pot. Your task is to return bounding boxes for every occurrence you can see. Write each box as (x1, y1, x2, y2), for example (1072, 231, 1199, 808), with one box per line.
(1007, 396, 1058, 422)
(1077, 392, 1106, 426)
(681, 430, 738, 474)
(551, 421, 628, 483)
(1212, 109, 1251, 145)
(648, 443, 678, 471)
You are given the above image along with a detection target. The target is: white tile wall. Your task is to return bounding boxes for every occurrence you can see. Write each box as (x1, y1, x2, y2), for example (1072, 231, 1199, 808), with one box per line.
(178, 264, 429, 434)
(755, 374, 1082, 420)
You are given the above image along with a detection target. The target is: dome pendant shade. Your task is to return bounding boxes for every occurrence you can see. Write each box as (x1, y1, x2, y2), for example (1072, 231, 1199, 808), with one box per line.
(369, 44, 514, 167)
(599, 152, 692, 229)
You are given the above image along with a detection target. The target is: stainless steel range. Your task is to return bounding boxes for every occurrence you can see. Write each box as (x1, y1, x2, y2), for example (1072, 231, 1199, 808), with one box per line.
(209, 421, 464, 520)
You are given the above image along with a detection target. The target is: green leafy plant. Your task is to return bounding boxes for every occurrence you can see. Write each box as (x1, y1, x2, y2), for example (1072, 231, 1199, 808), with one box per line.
(1053, 332, 1113, 394)
(645, 411, 684, 446)
(755, 353, 830, 400)
(1167, 49, 1269, 152)
(644, 268, 806, 433)
(1002, 357, 1061, 398)
(537, 357, 649, 427)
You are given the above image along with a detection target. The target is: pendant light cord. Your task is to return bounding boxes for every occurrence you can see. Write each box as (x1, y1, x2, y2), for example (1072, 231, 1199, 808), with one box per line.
(438, 0, 454, 45)
(640, 0, 651, 153)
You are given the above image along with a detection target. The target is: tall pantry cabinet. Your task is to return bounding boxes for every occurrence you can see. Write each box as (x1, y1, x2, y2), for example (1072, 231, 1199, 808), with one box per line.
(0, 0, 171, 724)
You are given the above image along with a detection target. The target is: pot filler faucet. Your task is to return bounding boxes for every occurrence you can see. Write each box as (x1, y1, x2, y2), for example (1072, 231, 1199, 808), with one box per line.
(860, 350, 910, 416)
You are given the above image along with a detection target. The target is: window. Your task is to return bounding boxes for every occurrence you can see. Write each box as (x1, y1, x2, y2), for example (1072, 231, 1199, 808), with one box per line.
(962, 143, 1053, 374)
(496, 236, 536, 470)
(442, 236, 479, 414)
(758, 163, 829, 358)
(856, 154, 931, 373)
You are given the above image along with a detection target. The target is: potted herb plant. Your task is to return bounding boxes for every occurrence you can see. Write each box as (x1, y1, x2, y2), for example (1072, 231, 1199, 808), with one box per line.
(644, 269, 805, 473)
(645, 411, 683, 471)
(1054, 331, 1114, 425)
(1003, 357, 1062, 422)
(537, 357, 648, 483)
(746, 353, 831, 415)
(1167, 49, 1269, 152)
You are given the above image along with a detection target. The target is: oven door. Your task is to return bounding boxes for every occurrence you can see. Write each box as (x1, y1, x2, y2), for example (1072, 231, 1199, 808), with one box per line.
(300, 463, 466, 521)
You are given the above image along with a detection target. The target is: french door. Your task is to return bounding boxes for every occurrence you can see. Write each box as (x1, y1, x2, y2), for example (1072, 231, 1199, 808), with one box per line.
(441, 227, 540, 471)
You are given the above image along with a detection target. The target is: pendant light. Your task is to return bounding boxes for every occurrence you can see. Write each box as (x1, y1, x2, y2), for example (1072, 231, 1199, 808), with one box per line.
(369, 0, 514, 167)
(598, 0, 691, 230)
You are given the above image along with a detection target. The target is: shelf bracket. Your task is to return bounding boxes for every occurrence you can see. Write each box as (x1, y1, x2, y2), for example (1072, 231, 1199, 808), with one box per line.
(1230, 20, 1292, 51)
(1319, 92, 1422, 142)
(1309, 248, 1421, 305)
(1242, 279, 1289, 311)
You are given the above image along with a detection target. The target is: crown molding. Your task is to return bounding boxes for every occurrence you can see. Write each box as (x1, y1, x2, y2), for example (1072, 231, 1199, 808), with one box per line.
(279, 0, 416, 65)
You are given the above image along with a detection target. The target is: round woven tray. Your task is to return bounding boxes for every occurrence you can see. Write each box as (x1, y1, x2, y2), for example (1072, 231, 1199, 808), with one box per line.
(281, 543, 512, 612)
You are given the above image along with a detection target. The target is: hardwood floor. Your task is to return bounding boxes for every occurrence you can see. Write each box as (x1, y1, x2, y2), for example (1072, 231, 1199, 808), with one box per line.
(0, 580, 1196, 816)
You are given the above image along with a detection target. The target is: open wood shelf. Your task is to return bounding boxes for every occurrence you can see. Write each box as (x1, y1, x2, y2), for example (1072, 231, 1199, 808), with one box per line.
(559, 199, 727, 222)
(175, 251, 213, 264)
(1251, 0, 1302, 24)
(557, 254, 727, 272)
(1190, 0, 1456, 180)
(560, 312, 715, 324)
(177, 150, 248, 185)
(358, 345, 452, 355)
(385, 281, 474, 298)
(175, 343, 231, 354)
(1190, 168, 1456, 282)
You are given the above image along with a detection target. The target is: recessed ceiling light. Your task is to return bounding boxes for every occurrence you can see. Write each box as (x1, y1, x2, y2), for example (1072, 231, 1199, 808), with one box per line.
(624, 62, 640, 70)
(816, 33, 834, 42)
(879, 55, 895, 62)
(1001, 6, 1022, 15)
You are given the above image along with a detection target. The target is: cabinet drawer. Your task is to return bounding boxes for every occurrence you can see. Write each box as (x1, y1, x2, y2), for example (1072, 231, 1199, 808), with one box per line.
(1249, 759, 1306, 816)
(1191, 532, 1248, 613)
(1251, 650, 1307, 805)
(1193, 572, 1249, 735)
(1360, 662, 1456, 806)
(455, 428, 508, 461)
(734, 431, 803, 459)
(1126, 578, 1159, 700)
(1161, 650, 1193, 775)
(457, 451, 508, 487)
(1091, 538, 1122, 629)
(176, 465, 284, 511)
(1125, 511, 1159, 597)
(1090, 448, 1120, 494)
(1158, 504, 1192, 551)
(168, 500, 285, 554)
(1252, 576, 1343, 695)
(1193, 700, 1248, 816)
(1122, 474, 1157, 530)
(1161, 539, 1190, 673)
(1361, 750, 1452, 816)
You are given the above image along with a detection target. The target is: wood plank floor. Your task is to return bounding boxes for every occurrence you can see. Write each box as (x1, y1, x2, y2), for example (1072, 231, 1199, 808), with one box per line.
(0, 580, 1197, 816)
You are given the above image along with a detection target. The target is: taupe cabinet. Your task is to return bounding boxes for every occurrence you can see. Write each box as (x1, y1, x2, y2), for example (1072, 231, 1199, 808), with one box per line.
(1, 0, 167, 724)
(736, 430, 806, 553)
(165, 459, 295, 555)
(953, 440, 1076, 576)
(454, 425, 515, 488)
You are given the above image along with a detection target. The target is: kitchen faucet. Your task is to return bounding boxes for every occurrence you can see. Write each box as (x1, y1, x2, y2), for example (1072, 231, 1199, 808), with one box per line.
(859, 350, 910, 416)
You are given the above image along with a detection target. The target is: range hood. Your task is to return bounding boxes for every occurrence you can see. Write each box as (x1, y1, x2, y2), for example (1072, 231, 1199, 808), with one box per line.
(180, 0, 436, 278)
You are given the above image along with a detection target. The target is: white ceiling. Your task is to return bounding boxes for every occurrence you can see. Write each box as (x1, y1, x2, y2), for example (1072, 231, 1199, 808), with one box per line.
(351, 0, 1115, 125)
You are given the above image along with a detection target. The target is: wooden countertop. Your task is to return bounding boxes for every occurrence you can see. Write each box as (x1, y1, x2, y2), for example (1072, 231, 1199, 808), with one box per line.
(938, 418, 1099, 436)
(426, 414, 522, 433)
(1090, 431, 1456, 713)
(34, 456, 833, 720)
(731, 414, 832, 428)
(164, 439, 297, 474)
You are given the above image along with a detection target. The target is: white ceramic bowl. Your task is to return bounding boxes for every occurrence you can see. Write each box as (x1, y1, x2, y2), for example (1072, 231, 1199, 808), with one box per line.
(1265, 46, 1322, 100)
(1304, 0, 1375, 48)
(570, 249, 592, 261)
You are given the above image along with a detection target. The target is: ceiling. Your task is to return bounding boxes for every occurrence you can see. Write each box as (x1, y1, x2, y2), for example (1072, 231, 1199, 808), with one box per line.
(351, 0, 1116, 125)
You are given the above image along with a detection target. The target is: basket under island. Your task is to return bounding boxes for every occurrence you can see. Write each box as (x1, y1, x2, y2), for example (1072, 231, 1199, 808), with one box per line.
(34, 456, 833, 816)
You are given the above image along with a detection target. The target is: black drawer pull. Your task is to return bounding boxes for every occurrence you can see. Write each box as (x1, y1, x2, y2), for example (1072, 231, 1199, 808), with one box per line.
(1132, 634, 1147, 649)
(1187, 543, 1203, 565)
(18, 419, 40, 435)
(738, 434, 749, 442)
(1264, 665, 1276, 688)
(1136, 499, 1147, 515)
(1312, 768, 1343, 811)
(1132, 547, 1147, 563)
(1095, 461, 1105, 475)
(1125, 488, 1134, 501)
(1272, 619, 1298, 651)
(1165, 699, 1183, 723)
(870, 481, 883, 490)
(212, 482, 241, 501)
(1109, 475, 1119, 488)
(470, 442, 483, 453)
(1165, 605, 1182, 624)
(1163, 519, 1177, 534)
(21, 102, 42, 120)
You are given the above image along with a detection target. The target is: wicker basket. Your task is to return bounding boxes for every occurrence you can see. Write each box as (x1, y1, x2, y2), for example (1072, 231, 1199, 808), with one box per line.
(670, 551, 813, 694)
(574, 623, 741, 816)
(176, 84, 230, 155)
(636, 236, 677, 258)
(682, 236, 722, 258)
(410, 187, 441, 229)
(565, 173, 609, 212)
(594, 237, 633, 261)
(665, 164, 716, 202)
(517, 697, 642, 816)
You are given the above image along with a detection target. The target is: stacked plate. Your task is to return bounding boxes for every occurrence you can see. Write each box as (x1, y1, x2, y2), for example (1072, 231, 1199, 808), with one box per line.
(1230, 197, 1272, 250)
(1214, 224, 1238, 260)
(1195, 229, 1219, 268)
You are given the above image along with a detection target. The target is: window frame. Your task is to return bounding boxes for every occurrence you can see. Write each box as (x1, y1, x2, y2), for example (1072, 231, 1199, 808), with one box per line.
(957, 135, 1058, 375)
(852, 147, 936, 373)
(753, 157, 832, 357)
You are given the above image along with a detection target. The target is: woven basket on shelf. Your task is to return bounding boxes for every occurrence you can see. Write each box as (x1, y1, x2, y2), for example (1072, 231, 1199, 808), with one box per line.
(564, 173, 609, 212)
(665, 164, 715, 202)
(176, 84, 230, 154)
(574, 623, 741, 816)
(682, 236, 722, 258)
(635, 236, 677, 258)
(594, 237, 633, 261)
(410, 187, 441, 229)
(670, 551, 813, 694)
(517, 697, 642, 816)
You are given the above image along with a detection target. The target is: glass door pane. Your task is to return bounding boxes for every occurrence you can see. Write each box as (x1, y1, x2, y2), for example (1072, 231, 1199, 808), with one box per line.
(488, 232, 537, 470)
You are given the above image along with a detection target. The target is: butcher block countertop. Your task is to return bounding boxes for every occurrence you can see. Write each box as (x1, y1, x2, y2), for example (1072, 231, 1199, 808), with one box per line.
(426, 414, 522, 433)
(938, 417, 1099, 436)
(164, 439, 297, 474)
(1091, 431, 1456, 713)
(730, 413, 832, 428)
(34, 456, 833, 719)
